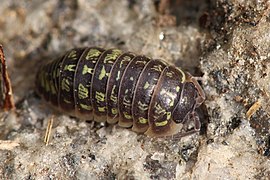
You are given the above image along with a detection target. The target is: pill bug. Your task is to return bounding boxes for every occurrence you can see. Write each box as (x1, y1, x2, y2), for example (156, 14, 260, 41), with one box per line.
(36, 47, 205, 137)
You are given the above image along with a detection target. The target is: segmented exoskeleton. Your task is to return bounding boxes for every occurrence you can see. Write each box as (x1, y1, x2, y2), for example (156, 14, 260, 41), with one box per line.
(36, 47, 205, 137)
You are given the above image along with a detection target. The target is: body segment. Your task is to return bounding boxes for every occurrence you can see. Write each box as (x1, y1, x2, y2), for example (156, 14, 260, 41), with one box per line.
(132, 59, 167, 133)
(73, 47, 105, 120)
(118, 55, 151, 127)
(91, 49, 122, 122)
(106, 52, 135, 124)
(36, 47, 205, 137)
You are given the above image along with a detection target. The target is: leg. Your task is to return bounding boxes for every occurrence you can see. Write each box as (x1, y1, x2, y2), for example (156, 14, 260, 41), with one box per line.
(186, 73, 205, 108)
(181, 111, 201, 133)
(166, 111, 201, 140)
(192, 111, 201, 131)
(190, 76, 205, 107)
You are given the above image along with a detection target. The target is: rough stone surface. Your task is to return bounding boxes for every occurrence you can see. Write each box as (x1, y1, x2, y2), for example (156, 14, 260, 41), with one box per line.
(0, 0, 270, 179)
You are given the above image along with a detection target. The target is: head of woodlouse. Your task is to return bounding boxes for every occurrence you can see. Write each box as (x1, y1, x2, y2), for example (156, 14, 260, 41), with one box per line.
(143, 65, 205, 137)
(171, 77, 205, 135)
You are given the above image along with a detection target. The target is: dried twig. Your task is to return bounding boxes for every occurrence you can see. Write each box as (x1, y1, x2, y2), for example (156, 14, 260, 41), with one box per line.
(0, 140, 20, 150)
(0, 45, 15, 111)
(246, 101, 261, 119)
(44, 116, 54, 146)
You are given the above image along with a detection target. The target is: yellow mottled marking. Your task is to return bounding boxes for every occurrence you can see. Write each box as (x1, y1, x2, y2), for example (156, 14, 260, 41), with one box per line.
(153, 77, 158, 81)
(120, 56, 131, 68)
(166, 112, 171, 120)
(86, 49, 101, 60)
(95, 92, 105, 102)
(111, 108, 118, 115)
(138, 117, 148, 124)
(78, 83, 89, 99)
(98, 66, 108, 80)
(98, 106, 106, 112)
(123, 112, 132, 119)
(82, 65, 94, 75)
(110, 85, 118, 103)
(143, 81, 150, 89)
(45, 76, 50, 92)
(155, 120, 168, 127)
(138, 101, 148, 111)
(116, 71, 121, 81)
(130, 77, 134, 81)
(110, 95, 117, 103)
(166, 71, 173, 78)
(61, 78, 70, 92)
(64, 99, 71, 104)
(169, 99, 174, 107)
(123, 96, 131, 107)
(80, 104, 92, 110)
(111, 85, 116, 94)
(64, 64, 76, 72)
(68, 50, 77, 60)
(176, 86, 180, 92)
(151, 64, 163, 72)
(135, 60, 147, 65)
(160, 89, 177, 100)
(104, 50, 121, 63)
(160, 89, 166, 95)
(160, 89, 176, 107)
(50, 81, 56, 94)
(40, 72, 45, 87)
(154, 103, 166, 116)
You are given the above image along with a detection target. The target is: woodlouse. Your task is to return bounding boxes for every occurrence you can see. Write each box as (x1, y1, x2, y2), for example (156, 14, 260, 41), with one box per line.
(36, 47, 205, 137)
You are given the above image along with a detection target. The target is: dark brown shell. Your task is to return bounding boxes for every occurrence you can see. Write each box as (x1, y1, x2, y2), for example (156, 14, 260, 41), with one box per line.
(36, 47, 205, 137)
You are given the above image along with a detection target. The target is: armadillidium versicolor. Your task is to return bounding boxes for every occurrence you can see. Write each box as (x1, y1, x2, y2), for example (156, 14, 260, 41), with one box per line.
(36, 47, 205, 137)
